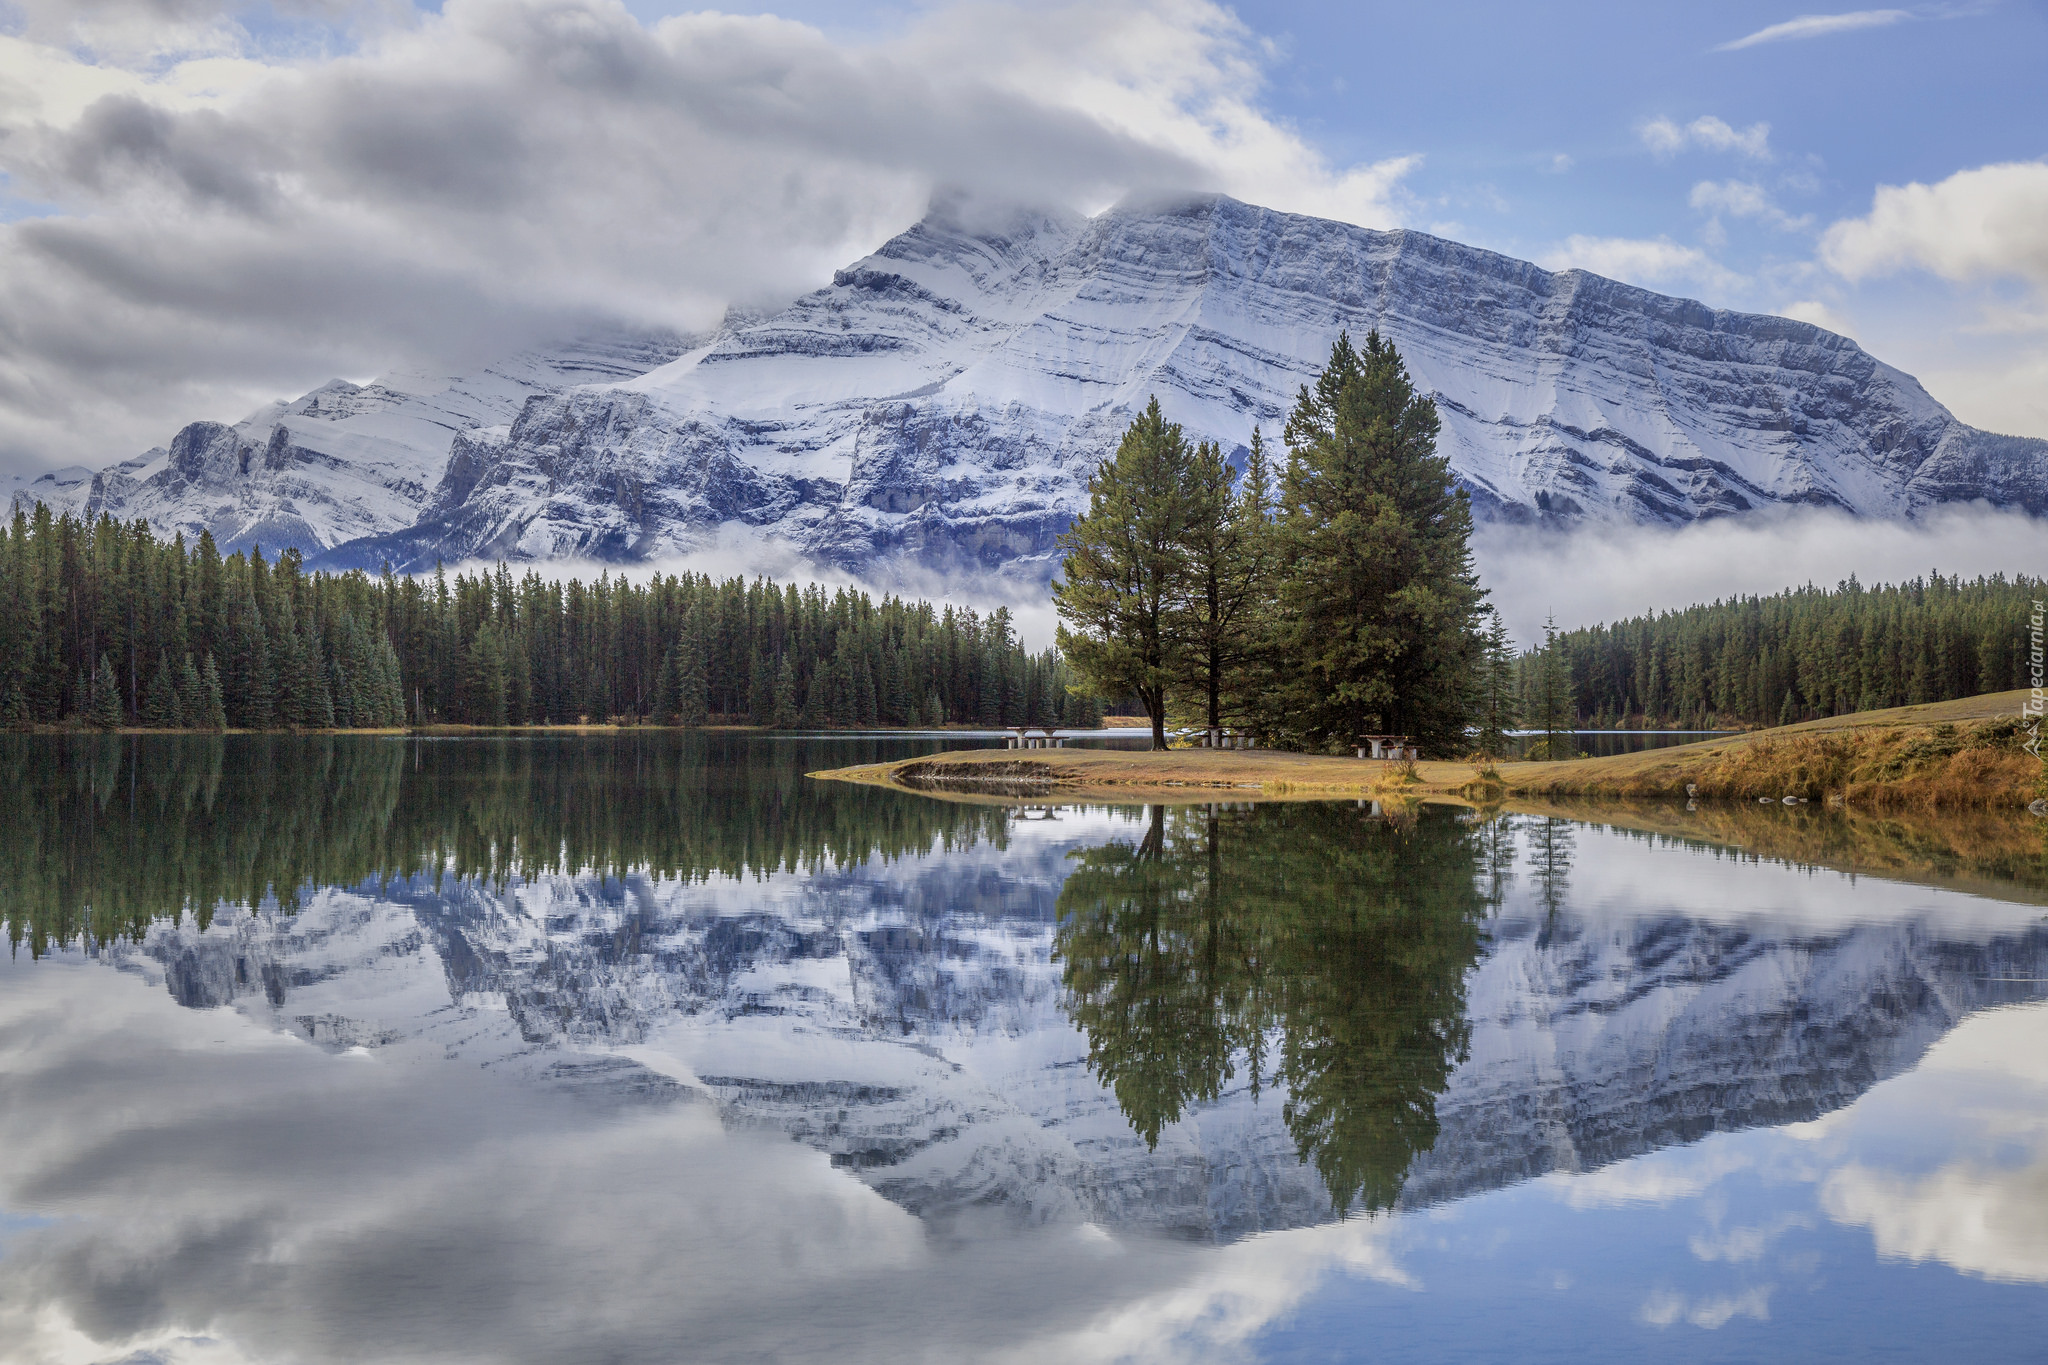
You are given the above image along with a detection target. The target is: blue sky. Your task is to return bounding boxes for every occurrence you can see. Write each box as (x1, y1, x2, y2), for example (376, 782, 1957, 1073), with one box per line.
(0, 0, 2041, 470)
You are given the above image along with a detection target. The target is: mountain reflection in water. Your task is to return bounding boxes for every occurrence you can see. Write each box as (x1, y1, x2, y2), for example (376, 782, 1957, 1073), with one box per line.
(5, 734, 2048, 1363)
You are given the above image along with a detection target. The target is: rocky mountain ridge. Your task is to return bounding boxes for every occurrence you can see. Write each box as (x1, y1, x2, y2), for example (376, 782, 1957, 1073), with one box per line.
(14, 194, 2044, 578)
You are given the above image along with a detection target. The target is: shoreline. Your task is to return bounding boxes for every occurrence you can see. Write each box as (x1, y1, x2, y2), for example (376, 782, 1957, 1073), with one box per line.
(811, 689, 2048, 812)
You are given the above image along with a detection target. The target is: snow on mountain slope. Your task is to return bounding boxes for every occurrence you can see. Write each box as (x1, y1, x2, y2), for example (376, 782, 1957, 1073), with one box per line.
(320, 193, 2048, 578)
(7, 328, 699, 556)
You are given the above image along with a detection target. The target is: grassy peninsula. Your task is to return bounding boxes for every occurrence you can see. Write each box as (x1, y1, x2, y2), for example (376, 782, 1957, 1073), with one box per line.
(813, 689, 2047, 810)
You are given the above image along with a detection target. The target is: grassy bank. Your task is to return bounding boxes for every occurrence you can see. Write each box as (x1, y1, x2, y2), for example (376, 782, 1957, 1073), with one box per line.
(812, 689, 2048, 810)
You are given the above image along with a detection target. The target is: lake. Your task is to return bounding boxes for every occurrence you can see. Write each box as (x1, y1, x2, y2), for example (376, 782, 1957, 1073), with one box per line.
(4, 733, 2048, 1364)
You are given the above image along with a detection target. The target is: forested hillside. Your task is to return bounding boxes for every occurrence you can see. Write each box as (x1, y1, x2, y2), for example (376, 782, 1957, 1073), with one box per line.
(0, 507, 1096, 730)
(1537, 573, 2044, 729)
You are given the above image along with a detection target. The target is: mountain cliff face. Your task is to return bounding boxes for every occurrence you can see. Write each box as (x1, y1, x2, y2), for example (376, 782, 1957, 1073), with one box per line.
(7, 329, 697, 557)
(116, 815, 2048, 1242)
(319, 193, 2046, 577)
(16, 195, 2041, 575)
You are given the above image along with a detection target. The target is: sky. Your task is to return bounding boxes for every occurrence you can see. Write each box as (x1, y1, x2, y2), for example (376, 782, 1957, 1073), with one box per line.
(0, 0, 2042, 482)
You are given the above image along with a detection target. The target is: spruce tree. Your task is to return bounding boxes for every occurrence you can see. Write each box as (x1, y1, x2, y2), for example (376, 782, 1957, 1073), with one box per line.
(1474, 610, 1519, 759)
(200, 654, 227, 731)
(1525, 616, 1573, 760)
(772, 653, 799, 728)
(1054, 397, 1199, 749)
(676, 620, 709, 727)
(1171, 430, 1276, 738)
(652, 648, 680, 724)
(144, 651, 177, 728)
(177, 654, 204, 727)
(1274, 331, 1484, 755)
(91, 654, 123, 730)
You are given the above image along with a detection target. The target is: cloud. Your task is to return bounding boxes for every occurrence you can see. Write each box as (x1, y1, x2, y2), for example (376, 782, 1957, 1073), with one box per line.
(1688, 179, 1813, 231)
(1472, 505, 2048, 645)
(1714, 9, 1913, 52)
(0, 0, 1421, 477)
(1536, 234, 1745, 298)
(0, 951, 1230, 1365)
(1778, 298, 1858, 338)
(1816, 1003, 2048, 1285)
(1820, 159, 2048, 285)
(1637, 1285, 1773, 1329)
(1639, 115, 1772, 161)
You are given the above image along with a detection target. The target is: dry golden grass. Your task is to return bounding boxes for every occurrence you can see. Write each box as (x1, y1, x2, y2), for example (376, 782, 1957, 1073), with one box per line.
(812, 689, 2047, 811)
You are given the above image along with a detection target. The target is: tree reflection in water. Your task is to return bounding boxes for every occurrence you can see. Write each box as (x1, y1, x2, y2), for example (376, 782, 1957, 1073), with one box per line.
(1055, 802, 1492, 1214)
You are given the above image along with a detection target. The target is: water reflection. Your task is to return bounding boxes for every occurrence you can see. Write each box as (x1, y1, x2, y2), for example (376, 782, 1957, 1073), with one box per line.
(7, 737, 2048, 1361)
(1057, 804, 1488, 1213)
(1, 733, 1006, 956)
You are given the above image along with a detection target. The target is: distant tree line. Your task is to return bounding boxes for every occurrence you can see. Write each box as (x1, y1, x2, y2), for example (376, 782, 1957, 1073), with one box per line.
(1054, 331, 1490, 755)
(1527, 572, 2046, 730)
(0, 504, 1099, 730)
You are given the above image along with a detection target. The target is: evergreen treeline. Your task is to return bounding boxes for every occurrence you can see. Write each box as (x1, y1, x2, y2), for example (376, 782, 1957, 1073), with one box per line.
(2, 733, 1009, 957)
(1531, 572, 2046, 729)
(1055, 332, 1488, 755)
(0, 504, 1098, 730)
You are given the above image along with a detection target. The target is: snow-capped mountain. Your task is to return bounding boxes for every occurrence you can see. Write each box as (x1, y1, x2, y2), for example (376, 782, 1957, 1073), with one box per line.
(115, 812, 2048, 1241)
(7, 328, 699, 556)
(319, 192, 2046, 577)
(17, 193, 2045, 576)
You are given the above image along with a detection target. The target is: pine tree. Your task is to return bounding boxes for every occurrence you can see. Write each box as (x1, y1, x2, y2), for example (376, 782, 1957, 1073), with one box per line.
(1525, 616, 1573, 760)
(652, 648, 680, 724)
(144, 651, 177, 728)
(177, 654, 204, 727)
(1274, 332, 1484, 756)
(91, 654, 123, 730)
(676, 619, 709, 727)
(200, 654, 227, 731)
(1171, 429, 1277, 738)
(1474, 610, 1519, 758)
(1054, 397, 1199, 749)
(772, 652, 799, 728)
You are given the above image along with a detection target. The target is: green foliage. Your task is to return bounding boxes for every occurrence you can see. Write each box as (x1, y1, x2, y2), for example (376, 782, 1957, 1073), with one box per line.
(1530, 571, 2046, 728)
(1273, 331, 1485, 754)
(1473, 609, 1519, 758)
(0, 510, 1095, 731)
(1056, 803, 1490, 1213)
(1054, 397, 1202, 749)
(1521, 615, 1575, 760)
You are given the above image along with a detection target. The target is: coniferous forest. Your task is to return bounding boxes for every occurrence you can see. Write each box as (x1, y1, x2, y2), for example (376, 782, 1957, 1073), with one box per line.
(0, 503, 1098, 731)
(1529, 572, 2046, 730)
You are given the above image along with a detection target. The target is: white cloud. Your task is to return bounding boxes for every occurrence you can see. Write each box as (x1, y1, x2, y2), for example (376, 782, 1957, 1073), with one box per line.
(0, 0, 1421, 476)
(1537, 234, 1745, 298)
(1689, 179, 1813, 231)
(1817, 1003, 2048, 1285)
(1819, 160, 2048, 440)
(1714, 9, 1913, 52)
(1640, 114, 1772, 161)
(1778, 298, 1858, 338)
(1473, 505, 2048, 645)
(1820, 159, 2048, 285)
(1638, 1285, 1773, 1329)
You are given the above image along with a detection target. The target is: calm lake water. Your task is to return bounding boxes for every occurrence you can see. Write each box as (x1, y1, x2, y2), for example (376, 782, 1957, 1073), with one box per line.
(5, 734, 2048, 1364)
